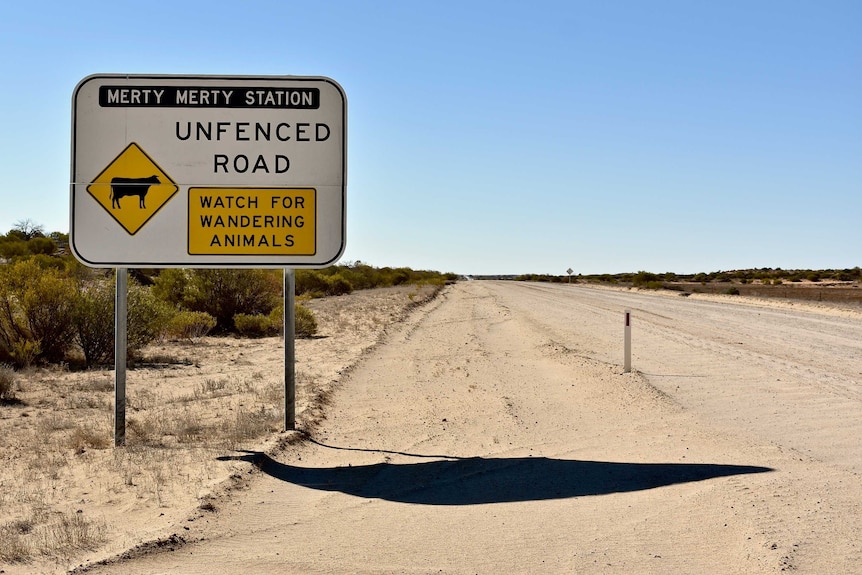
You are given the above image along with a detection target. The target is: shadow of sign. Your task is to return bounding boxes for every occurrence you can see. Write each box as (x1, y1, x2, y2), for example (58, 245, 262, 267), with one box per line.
(220, 451, 772, 506)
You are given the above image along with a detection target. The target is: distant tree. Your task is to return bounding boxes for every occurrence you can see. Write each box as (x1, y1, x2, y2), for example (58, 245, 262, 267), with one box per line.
(11, 219, 45, 240)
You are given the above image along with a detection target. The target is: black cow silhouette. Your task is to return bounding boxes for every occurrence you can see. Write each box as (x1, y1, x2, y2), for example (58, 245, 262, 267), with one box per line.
(110, 175, 160, 209)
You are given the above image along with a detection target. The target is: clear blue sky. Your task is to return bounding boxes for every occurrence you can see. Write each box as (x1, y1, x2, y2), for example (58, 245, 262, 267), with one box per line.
(1, 1, 859, 275)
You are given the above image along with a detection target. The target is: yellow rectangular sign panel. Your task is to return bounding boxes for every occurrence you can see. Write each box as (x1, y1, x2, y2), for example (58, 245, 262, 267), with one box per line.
(188, 188, 316, 255)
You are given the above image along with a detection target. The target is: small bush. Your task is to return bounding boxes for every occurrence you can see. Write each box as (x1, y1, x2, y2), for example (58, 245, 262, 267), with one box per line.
(235, 303, 317, 338)
(0, 259, 76, 365)
(632, 271, 660, 287)
(165, 310, 216, 341)
(66, 424, 111, 451)
(0, 363, 16, 401)
(295, 270, 331, 298)
(295, 303, 318, 338)
(268, 304, 285, 335)
(234, 313, 279, 338)
(127, 284, 174, 356)
(26, 237, 57, 256)
(10, 340, 40, 369)
(73, 278, 175, 366)
(326, 273, 353, 296)
(73, 280, 115, 367)
(725, 286, 740, 295)
(182, 269, 281, 331)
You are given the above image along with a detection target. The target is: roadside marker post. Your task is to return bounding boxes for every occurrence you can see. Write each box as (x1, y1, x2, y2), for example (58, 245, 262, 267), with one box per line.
(624, 310, 632, 373)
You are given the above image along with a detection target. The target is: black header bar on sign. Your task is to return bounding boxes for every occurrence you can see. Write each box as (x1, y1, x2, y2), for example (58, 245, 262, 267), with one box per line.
(99, 86, 320, 109)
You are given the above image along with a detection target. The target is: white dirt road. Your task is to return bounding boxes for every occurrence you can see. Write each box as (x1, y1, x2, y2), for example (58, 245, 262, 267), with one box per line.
(82, 281, 862, 574)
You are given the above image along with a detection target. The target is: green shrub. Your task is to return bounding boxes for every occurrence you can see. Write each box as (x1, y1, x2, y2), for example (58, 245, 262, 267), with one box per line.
(10, 340, 40, 369)
(127, 284, 174, 356)
(294, 270, 353, 298)
(268, 304, 284, 336)
(0, 259, 76, 365)
(295, 270, 331, 297)
(72, 278, 174, 365)
(234, 313, 279, 337)
(0, 240, 28, 259)
(293, 263, 452, 297)
(295, 303, 318, 337)
(326, 273, 353, 296)
(73, 280, 115, 367)
(21, 263, 77, 363)
(165, 310, 216, 341)
(388, 268, 411, 286)
(151, 268, 190, 308)
(234, 303, 317, 338)
(725, 286, 740, 295)
(632, 271, 660, 287)
(180, 269, 281, 331)
(26, 237, 57, 256)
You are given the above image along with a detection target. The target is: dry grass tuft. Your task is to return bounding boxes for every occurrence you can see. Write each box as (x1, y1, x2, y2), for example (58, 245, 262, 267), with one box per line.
(66, 423, 112, 451)
(38, 512, 108, 559)
(0, 511, 107, 562)
(0, 363, 18, 401)
(0, 523, 31, 562)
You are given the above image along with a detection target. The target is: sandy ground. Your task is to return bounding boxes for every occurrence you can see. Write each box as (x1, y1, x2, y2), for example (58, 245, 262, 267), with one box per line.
(4, 280, 862, 573)
(0, 285, 438, 575)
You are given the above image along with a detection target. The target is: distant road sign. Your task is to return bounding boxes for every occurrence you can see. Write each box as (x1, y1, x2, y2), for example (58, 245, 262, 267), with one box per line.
(71, 74, 346, 268)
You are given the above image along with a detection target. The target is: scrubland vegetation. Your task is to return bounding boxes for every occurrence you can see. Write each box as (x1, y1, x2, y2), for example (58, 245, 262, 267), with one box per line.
(518, 267, 862, 286)
(0, 220, 456, 369)
(518, 267, 862, 305)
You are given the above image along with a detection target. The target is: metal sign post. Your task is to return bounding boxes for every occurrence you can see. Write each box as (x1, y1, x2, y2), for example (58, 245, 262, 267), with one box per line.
(284, 269, 296, 430)
(624, 310, 632, 373)
(114, 268, 128, 446)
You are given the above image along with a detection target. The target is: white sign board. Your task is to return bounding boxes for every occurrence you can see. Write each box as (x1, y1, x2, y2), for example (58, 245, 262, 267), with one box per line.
(71, 74, 346, 268)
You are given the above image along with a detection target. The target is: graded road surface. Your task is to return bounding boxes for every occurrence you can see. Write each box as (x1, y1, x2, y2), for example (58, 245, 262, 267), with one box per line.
(86, 281, 862, 574)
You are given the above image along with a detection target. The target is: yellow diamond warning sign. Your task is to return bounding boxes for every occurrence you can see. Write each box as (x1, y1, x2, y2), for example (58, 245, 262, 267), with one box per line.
(188, 188, 316, 255)
(86, 143, 179, 235)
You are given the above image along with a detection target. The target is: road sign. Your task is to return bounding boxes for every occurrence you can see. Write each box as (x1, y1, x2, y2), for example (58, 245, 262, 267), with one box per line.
(86, 143, 179, 235)
(71, 74, 346, 268)
(187, 187, 316, 255)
